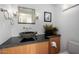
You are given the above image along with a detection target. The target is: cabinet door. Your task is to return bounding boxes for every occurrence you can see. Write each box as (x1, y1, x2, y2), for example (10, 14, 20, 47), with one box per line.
(36, 41, 49, 54)
(49, 36, 60, 54)
(1, 44, 37, 54)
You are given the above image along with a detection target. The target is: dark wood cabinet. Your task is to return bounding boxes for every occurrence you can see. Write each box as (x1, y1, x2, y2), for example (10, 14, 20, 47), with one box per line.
(49, 35, 60, 54)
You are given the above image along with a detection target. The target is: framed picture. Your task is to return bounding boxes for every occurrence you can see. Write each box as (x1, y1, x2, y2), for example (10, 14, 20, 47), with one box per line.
(44, 12, 52, 22)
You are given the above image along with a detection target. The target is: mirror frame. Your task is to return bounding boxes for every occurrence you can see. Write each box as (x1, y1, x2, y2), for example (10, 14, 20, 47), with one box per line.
(18, 6, 35, 24)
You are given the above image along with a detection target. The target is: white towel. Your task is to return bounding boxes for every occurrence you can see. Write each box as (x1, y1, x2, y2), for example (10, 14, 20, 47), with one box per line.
(51, 41, 57, 48)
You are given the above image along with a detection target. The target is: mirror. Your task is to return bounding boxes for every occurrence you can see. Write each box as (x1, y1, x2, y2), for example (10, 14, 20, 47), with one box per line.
(18, 7, 35, 24)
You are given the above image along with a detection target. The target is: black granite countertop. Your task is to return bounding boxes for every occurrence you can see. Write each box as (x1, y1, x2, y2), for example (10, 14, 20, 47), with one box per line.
(0, 34, 49, 49)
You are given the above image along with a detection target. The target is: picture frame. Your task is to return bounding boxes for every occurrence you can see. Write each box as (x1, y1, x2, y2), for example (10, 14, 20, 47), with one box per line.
(44, 12, 52, 22)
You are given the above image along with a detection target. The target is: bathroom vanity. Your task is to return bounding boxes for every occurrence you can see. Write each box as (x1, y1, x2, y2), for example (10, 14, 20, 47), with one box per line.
(0, 41, 49, 54)
(0, 34, 49, 54)
(0, 35, 60, 54)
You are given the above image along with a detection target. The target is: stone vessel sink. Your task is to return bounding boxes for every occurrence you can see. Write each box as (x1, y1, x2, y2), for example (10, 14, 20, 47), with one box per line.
(20, 32, 37, 39)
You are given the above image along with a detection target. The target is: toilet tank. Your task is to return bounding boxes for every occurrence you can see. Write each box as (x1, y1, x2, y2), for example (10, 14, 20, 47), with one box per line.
(67, 40, 79, 54)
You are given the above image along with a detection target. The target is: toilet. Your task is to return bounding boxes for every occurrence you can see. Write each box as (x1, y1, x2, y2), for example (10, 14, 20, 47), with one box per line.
(60, 40, 79, 54)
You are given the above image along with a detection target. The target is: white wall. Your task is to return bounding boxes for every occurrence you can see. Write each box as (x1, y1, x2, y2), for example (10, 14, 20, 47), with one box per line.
(0, 4, 54, 45)
(11, 4, 54, 36)
(54, 5, 79, 52)
(0, 5, 12, 45)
